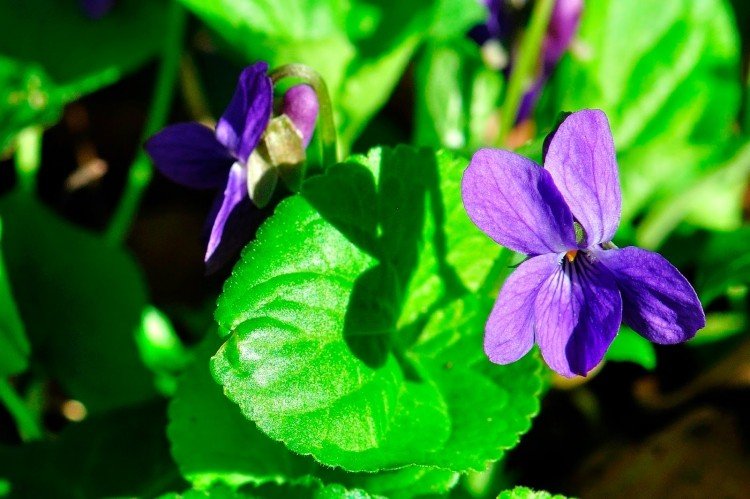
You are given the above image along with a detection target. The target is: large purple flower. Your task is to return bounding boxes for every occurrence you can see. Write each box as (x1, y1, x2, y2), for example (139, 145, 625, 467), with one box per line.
(462, 110, 705, 377)
(145, 62, 318, 269)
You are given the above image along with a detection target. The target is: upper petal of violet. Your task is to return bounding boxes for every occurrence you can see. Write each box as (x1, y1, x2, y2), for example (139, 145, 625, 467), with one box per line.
(534, 254, 622, 377)
(462, 148, 577, 256)
(215, 62, 273, 164)
(485, 253, 560, 365)
(283, 85, 319, 148)
(595, 247, 705, 344)
(544, 109, 621, 246)
(145, 123, 234, 189)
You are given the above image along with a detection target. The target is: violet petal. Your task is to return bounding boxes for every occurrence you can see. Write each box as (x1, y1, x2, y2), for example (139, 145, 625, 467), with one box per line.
(215, 62, 273, 164)
(205, 163, 249, 262)
(534, 254, 622, 377)
(595, 247, 705, 344)
(283, 84, 319, 147)
(204, 195, 265, 274)
(485, 253, 559, 364)
(544, 109, 621, 246)
(145, 123, 234, 189)
(462, 148, 577, 255)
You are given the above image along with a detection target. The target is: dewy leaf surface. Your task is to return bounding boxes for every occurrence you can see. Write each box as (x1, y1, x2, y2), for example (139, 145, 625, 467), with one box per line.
(213, 146, 541, 472)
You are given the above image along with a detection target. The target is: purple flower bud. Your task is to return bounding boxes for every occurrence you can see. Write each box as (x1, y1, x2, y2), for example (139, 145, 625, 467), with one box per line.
(543, 0, 583, 69)
(283, 85, 319, 147)
(80, 0, 116, 19)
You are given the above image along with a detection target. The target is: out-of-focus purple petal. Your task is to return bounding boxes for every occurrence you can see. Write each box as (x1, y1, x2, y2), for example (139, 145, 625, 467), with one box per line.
(543, 0, 583, 67)
(544, 110, 621, 246)
(485, 253, 559, 364)
(205, 163, 249, 262)
(516, 78, 545, 123)
(283, 85, 319, 147)
(462, 148, 576, 255)
(80, 0, 115, 19)
(595, 247, 705, 344)
(534, 254, 621, 377)
(216, 62, 273, 164)
(145, 123, 234, 189)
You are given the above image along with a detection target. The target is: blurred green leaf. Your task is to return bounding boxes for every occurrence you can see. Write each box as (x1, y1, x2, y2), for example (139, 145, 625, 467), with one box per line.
(0, 57, 62, 153)
(0, 218, 30, 377)
(136, 306, 194, 395)
(160, 482, 258, 499)
(541, 0, 742, 240)
(0, 400, 184, 498)
(213, 146, 541, 472)
(697, 224, 750, 305)
(605, 327, 656, 370)
(414, 39, 502, 151)
(497, 486, 569, 499)
(168, 337, 318, 490)
(0, 193, 156, 413)
(0, 0, 171, 100)
(428, 0, 486, 40)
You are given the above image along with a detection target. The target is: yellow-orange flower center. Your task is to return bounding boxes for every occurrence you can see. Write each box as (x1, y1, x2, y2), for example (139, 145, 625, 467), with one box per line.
(565, 250, 578, 262)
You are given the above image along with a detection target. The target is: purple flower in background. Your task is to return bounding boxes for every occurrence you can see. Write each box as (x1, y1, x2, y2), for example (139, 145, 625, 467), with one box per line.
(462, 110, 705, 377)
(471, 0, 583, 123)
(145, 62, 319, 269)
(80, 0, 116, 19)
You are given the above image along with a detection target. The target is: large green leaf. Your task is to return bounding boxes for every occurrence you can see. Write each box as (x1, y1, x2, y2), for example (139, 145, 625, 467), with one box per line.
(169, 337, 318, 489)
(497, 486, 569, 499)
(0, 193, 156, 413)
(540, 0, 741, 239)
(0, 57, 62, 153)
(213, 146, 541, 472)
(0, 0, 172, 100)
(0, 401, 184, 498)
(0, 218, 29, 377)
(176, 0, 449, 152)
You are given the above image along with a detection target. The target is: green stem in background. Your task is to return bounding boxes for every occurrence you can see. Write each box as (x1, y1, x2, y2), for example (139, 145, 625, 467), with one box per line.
(14, 127, 43, 194)
(104, 3, 186, 246)
(0, 379, 42, 442)
(497, 0, 555, 147)
(270, 64, 338, 168)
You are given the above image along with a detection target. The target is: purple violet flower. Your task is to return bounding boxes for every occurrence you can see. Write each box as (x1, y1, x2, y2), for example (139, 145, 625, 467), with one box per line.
(461, 110, 705, 377)
(145, 62, 319, 269)
(80, 0, 116, 19)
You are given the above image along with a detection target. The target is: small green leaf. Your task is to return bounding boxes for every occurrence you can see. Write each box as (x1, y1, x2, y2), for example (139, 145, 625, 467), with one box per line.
(314, 484, 381, 499)
(0, 57, 62, 153)
(606, 327, 657, 370)
(0, 218, 30, 377)
(213, 146, 541, 472)
(168, 337, 318, 489)
(414, 39, 503, 151)
(0, 0, 172, 99)
(0, 193, 156, 413)
(497, 486, 570, 499)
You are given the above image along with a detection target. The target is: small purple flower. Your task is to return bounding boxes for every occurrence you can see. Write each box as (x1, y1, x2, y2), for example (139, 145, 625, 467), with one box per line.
(462, 110, 705, 377)
(145, 62, 318, 269)
(80, 0, 116, 19)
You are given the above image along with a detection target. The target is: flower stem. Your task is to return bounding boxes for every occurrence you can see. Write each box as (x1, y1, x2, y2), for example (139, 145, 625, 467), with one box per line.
(270, 64, 338, 168)
(104, 3, 186, 246)
(0, 379, 42, 441)
(497, 0, 555, 147)
(14, 127, 43, 194)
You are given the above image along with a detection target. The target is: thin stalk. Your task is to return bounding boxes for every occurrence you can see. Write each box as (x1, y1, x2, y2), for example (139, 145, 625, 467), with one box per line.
(0, 379, 42, 441)
(104, 3, 186, 245)
(497, 0, 555, 147)
(270, 64, 338, 168)
(14, 127, 43, 194)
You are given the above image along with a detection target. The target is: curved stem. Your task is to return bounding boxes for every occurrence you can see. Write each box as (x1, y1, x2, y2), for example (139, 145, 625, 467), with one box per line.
(104, 3, 186, 245)
(14, 127, 43, 194)
(0, 379, 42, 441)
(270, 64, 338, 168)
(497, 0, 555, 147)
